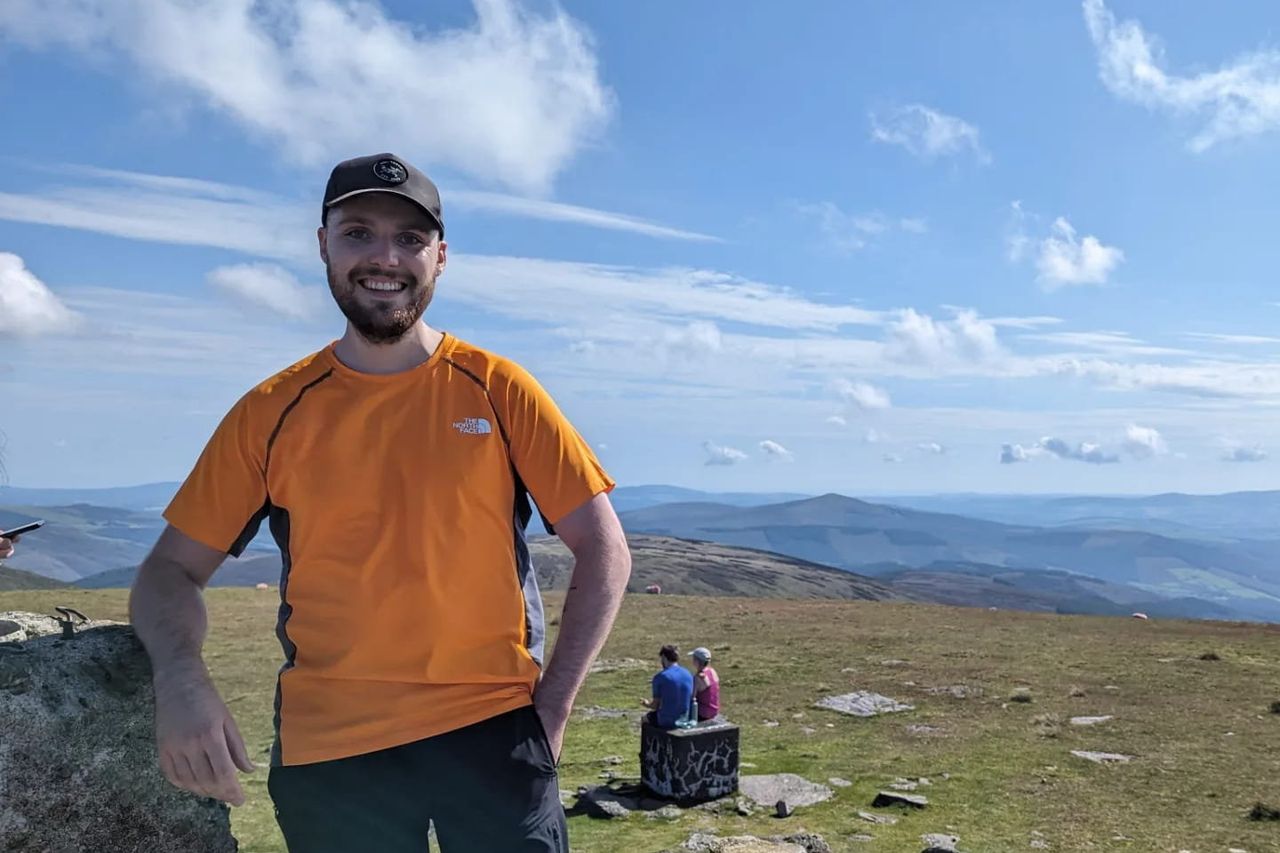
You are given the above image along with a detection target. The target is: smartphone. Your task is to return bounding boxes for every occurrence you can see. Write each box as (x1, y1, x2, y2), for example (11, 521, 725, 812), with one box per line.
(2, 520, 44, 538)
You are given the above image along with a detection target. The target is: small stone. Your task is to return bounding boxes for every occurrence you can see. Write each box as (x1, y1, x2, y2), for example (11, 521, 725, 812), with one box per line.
(848, 835, 875, 843)
(921, 833, 959, 851)
(1248, 801, 1280, 821)
(828, 777, 853, 788)
(1069, 715, 1113, 726)
(1103, 685, 1120, 691)
(1070, 750, 1133, 764)
(841, 667, 857, 674)
(857, 810, 898, 825)
(595, 800, 630, 819)
(906, 724, 943, 736)
(653, 804, 682, 820)
(880, 659, 909, 667)
(741, 762, 758, 768)
(775, 799, 792, 818)
(764, 720, 780, 727)
(800, 726, 816, 735)
(1030, 841, 1049, 849)
(736, 797, 755, 816)
(792, 712, 805, 719)
(600, 754, 623, 765)
(871, 791, 928, 809)
(889, 778, 919, 791)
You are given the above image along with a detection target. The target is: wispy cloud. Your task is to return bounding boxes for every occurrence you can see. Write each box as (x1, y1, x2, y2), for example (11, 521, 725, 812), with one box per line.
(825, 415, 848, 427)
(206, 263, 322, 321)
(1084, 0, 1280, 152)
(0, 164, 713, 249)
(0, 253, 81, 336)
(450, 191, 717, 242)
(759, 439, 793, 461)
(703, 441, 748, 466)
(794, 202, 926, 252)
(1185, 332, 1280, 346)
(870, 104, 989, 163)
(917, 441, 947, 456)
(0, 0, 611, 193)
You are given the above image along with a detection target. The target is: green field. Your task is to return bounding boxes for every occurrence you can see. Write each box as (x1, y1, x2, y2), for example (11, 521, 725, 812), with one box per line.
(4, 587, 1279, 851)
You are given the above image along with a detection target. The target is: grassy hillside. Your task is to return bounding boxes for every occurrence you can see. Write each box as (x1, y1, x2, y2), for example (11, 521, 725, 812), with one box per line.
(3, 587, 1278, 851)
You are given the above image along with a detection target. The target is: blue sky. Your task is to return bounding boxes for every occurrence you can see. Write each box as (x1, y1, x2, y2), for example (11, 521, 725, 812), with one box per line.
(1, 0, 1278, 494)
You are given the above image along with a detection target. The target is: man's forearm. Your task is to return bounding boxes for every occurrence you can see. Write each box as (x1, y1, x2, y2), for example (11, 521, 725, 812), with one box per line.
(129, 558, 211, 682)
(536, 536, 631, 710)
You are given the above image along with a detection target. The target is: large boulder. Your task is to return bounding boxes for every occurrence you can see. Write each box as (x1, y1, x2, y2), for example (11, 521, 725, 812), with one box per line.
(0, 611, 237, 852)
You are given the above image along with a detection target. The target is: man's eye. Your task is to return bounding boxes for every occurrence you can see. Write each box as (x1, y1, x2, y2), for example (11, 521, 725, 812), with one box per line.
(344, 228, 369, 240)
(398, 234, 424, 246)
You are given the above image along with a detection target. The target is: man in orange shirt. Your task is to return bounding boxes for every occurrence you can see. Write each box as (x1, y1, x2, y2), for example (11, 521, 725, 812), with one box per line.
(129, 153, 632, 852)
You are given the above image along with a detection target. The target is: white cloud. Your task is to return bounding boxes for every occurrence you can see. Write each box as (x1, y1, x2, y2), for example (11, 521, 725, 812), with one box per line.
(825, 415, 848, 427)
(1000, 443, 1040, 464)
(1122, 423, 1169, 459)
(870, 104, 989, 163)
(1003, 435, 1119, 465)
(863, 428, 882, 444)
(917, 441, 947, 455)
(0, 0, 612, 193)
(759, 439, 794, 462)
(835, 379, 892, 410)
(1084, 0, 1280, 152)
(881, 453, 904, 464)
(703, 441, 747, 466)
(0, 253, 81, 336)
(206, 263, 321, 321)
(662, 321, 723, 357)
(1035, 218, 1124, 289)
(1222, 445, 1267, 463)
(794, 202, 925, 252)
(886, 308, 1001, 365)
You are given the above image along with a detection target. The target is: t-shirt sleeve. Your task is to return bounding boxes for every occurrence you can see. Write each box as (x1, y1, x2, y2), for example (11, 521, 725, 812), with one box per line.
(494, 361, 615, 525)
(163, 393, 269, 556)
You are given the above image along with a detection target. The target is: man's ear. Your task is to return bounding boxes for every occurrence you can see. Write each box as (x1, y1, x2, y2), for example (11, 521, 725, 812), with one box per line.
(436, 239, 447, 273)
(317, 226, 329, 264)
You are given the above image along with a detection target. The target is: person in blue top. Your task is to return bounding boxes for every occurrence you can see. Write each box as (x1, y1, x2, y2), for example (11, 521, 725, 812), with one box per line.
(641, 644, 695, 729)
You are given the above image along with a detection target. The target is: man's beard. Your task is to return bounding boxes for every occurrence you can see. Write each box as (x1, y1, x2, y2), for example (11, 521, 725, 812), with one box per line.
(327, 265, 434, 344)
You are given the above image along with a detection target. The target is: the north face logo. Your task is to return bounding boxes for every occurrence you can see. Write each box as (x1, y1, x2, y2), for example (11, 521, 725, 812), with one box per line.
(452, 417, 492, 435)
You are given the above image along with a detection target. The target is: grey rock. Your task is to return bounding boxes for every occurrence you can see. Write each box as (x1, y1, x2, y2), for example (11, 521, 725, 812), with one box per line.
(921, 832, 960, 850)
(775, 799, 792, 818)
(828, 777, 853, 787)
(871, 790, 929, 809)
(739, 774, 834, 809)
(1070, 750, 1133, 764)
(890, 777, 919, 791)
(578, 785, 634, 819)
(675, 834, 807, 853)
(652, 804, 683, 819)
(857, 810, 898, 825)
(1068, 715, 1113, 726)
(848, 834, 875, 843)
(599, 754, 624, 765)
(906, 724, 944, 736)
(925, 685, 981, 699)
(815, 691, 914, 717)
(0, 611, 237, 853)
(736, 797, 755, 816)
(769, 833, 832, 853)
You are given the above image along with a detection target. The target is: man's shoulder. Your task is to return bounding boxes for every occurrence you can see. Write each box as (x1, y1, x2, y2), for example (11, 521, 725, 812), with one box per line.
(239, 349, 334, 413)
(442, 336, 535, 389)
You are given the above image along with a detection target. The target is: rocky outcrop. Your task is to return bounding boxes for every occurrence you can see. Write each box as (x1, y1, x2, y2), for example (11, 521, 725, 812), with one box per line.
(0, 611, 237, 852)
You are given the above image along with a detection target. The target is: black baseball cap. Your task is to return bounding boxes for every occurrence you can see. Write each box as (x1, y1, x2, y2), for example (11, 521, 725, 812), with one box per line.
(322, 153, 444, 236)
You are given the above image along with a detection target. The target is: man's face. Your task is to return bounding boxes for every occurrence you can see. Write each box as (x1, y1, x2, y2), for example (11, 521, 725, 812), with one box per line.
(318, 193, 447, 344)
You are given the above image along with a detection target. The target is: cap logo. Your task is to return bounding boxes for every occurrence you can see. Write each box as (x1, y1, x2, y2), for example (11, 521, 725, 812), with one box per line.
(372, 159, 407, 184)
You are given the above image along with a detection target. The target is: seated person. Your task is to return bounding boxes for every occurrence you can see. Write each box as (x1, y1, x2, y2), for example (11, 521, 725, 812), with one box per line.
(641, 644, 694, 729)
(690, 646, 721, 721)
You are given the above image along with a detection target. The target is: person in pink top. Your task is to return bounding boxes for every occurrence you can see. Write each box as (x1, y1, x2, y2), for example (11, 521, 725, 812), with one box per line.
(690, 647, 721, 721)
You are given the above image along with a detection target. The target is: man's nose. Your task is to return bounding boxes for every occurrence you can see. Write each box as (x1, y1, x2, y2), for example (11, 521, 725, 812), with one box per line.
(365, 236, 400, 268)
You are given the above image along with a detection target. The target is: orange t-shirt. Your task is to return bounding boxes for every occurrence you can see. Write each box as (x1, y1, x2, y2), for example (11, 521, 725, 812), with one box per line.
(164, 334, 614, 766)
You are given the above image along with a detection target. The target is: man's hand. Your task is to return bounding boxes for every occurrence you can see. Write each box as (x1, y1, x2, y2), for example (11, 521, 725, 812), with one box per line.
(154, 668, 256, 805)
(0, 534, 15, 560)
(533, 690, 571, 764)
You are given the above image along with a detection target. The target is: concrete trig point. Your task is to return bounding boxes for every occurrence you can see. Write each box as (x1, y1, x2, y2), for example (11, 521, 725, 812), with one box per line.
(640, 718, 740, 802)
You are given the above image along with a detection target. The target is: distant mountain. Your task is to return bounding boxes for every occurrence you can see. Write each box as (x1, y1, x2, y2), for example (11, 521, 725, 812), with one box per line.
(619, 494, 1280, 620)
(606, 485, 811, 515)
(0, 565, 68, 591)
(876, 491, 1280, 541)
(0, 483, 180, 511)
(75, 550, 282, 589)
(0, 504, 168, 581)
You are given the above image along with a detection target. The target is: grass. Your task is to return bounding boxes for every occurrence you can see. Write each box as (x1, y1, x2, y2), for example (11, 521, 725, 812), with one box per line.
(4, 587, 1280, 851)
